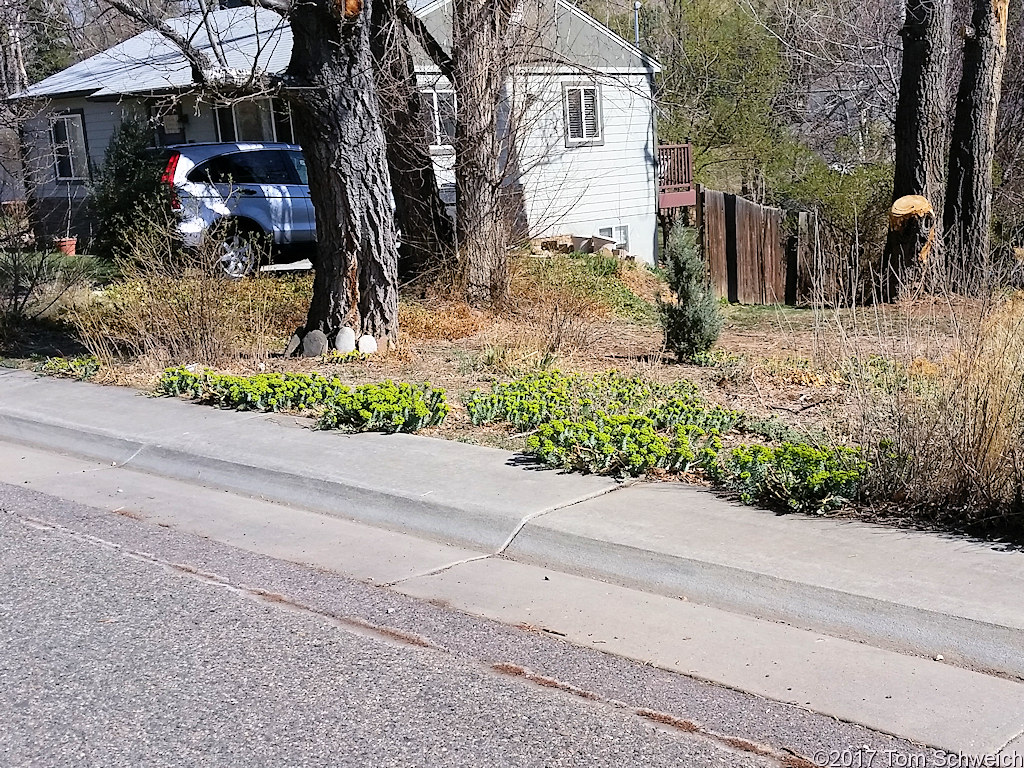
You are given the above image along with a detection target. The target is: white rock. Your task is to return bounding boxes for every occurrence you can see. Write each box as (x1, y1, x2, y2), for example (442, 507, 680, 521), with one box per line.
(357, 335, 378, 354)
(334, 327, 357, 353)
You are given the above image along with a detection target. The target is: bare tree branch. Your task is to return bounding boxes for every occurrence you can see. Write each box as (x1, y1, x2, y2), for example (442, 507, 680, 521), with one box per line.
(397, 0, 454, 80)
(242, 0, 293, 16)
(104, 0, 214, 83)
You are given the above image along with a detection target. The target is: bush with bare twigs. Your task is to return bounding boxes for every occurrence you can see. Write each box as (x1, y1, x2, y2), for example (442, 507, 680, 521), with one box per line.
(821, 292, 1024, 535)
(71, 224, 309, 367)
(0, 250, 99, 347)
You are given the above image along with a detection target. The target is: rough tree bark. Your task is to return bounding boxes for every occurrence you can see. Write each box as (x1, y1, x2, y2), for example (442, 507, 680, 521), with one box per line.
(109, 0, 401, 346)
(880, 0, 951, 301)
(370, 0, 455, 281)
(944, 0, 1010, 287)
(451, 0, 512, 307)
(286, 0, 400, 342)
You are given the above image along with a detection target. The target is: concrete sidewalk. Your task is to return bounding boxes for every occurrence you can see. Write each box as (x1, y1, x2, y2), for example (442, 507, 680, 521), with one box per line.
(2, 370, 1024, 754)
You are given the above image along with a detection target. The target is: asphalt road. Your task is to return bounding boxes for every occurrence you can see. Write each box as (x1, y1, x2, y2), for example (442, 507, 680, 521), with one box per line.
(0, 482, 947, 768)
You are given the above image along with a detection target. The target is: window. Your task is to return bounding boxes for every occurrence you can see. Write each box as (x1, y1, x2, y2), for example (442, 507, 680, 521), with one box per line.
(598, 225, 629, 252)
(272, 99, 295, 144)
(421, 89, 456, 147)
(187, 150, 298, 185)
(51, 113, 89, 181)
(215, 99, 295, 144)
(286, 150, 308, 185)
(563, 84, 602, 146)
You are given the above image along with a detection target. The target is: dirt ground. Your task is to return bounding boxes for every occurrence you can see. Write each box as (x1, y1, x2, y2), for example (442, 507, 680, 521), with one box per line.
(2, 257, 965, 455)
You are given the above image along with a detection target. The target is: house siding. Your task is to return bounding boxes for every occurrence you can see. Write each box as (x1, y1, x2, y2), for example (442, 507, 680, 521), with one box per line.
(24, 77, 659, 262)
(22, 96, 220, 240)
(514, 72, 658, 264)
(21, 98, 144, 240)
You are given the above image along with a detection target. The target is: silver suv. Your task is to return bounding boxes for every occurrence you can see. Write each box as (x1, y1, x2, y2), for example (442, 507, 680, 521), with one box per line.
(157, 142, 314, 276)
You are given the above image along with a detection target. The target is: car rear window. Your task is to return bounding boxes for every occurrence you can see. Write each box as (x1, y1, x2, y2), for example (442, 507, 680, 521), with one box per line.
(187, 150, 297, 185)
(286, 150, 309, 185)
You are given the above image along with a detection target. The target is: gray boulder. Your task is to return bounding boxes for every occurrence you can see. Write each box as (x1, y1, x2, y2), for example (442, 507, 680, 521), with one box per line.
(302, 329, 329, 357)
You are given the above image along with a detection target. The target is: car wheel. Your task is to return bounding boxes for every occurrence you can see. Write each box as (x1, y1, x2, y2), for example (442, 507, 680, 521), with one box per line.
(214, 222, 262, 278)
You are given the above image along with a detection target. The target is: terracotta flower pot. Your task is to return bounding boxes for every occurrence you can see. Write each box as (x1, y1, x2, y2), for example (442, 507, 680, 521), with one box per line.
(54, 236, 77, 256)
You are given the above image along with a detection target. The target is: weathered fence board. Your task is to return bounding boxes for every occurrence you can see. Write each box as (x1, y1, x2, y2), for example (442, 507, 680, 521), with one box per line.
(698, 189, 792, 305)
(698, 187, 730, 300)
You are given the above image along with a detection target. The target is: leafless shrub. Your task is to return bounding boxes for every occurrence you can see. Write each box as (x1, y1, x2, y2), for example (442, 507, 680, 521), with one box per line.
(539, 291, 604, 356)
(70, 221, 303, 367)
(817, 282, 1024, 534)
(0, 249, 98, 345)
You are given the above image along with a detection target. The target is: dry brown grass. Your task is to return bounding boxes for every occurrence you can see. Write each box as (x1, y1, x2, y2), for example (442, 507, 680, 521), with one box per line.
(71, 232, 311, 368)
(619, 261, 669, 304)
(816, 291, 1024, 533)
(398, 298, 488, 341)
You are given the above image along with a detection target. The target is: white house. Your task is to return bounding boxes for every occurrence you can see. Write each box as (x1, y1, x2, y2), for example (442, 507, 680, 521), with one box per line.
(12, 0, 663, 263)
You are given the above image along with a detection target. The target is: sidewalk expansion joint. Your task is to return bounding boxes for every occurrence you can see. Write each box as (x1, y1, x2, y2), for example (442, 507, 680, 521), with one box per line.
(114, 444, 148, 469)
(384, 480, 636, 587)
(383, 553, 493, 587)
(495, 479, 636, 556)
(997, 726, 1024, 753)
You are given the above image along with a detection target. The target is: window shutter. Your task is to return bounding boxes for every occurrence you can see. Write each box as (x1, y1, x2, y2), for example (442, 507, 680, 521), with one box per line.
(565, 85, 600, 143)
(582, 88, 599, 139)
(567, 88, 584, 141)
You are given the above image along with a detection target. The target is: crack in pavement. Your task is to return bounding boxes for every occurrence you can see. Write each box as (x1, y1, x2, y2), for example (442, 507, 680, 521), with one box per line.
(997, 727, 1024, 753)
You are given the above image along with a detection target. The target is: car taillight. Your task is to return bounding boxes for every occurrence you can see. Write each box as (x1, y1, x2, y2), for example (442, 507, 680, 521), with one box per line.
(161, 152, 181, 210)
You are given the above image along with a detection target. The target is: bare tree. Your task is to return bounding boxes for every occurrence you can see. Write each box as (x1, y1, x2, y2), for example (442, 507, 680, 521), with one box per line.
(0, 0, 29, 95)
(402, 0, 520, 306)
(748, 0, 903, 165)
(284, 0, 399, 342)
(106, 0, 402, 345)
(944, 0, 1011, 285)
(879, 0, 951, 301)
(371, 0, 454, 280)
(451, 0, 516, 306)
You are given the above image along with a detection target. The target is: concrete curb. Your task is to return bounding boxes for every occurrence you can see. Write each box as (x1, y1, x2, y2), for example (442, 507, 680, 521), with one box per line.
(2, 372, 1022, 683)
(0, 374, 616, 552)
(506, 523, 1024, 680)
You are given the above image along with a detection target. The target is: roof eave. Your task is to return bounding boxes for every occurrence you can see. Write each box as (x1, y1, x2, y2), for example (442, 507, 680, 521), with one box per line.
(7, 87, 101, 101)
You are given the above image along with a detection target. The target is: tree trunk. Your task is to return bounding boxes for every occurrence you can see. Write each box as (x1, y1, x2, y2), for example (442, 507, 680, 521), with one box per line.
(944, 0, 1010, 288)
(452, 0, 510, 307)
(370, 0, 455, 281)
(286, 0, 399, 342)
(880, 0, 951, 302)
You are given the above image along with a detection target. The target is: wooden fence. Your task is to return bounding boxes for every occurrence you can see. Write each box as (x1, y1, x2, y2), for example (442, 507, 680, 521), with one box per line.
(696, 187, 817, 306)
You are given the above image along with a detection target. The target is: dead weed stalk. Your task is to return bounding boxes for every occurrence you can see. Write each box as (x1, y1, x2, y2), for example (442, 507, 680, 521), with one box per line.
(71, 226, 307, 367)
(817, 285, 1024, 533)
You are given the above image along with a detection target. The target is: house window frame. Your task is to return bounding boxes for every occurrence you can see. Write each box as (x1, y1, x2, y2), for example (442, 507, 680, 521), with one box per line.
(50, 110, 90, 184)
(562, 82, 604, 148)
(598, 224, 629, 252)
(421, 88, 456, 150)
(215, 98, 295, 144)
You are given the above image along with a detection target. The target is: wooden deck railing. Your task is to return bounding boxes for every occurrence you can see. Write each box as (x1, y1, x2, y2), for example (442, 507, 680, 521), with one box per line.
(658, 143, 697, 209)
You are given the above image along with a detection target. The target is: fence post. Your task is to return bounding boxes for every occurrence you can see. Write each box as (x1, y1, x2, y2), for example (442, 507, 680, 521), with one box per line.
(694, 182, 705, 271)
